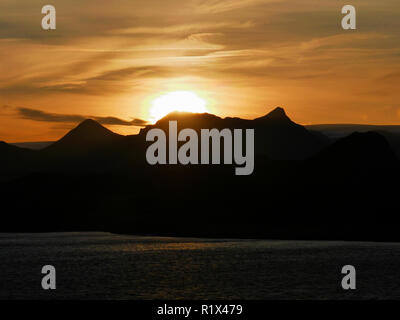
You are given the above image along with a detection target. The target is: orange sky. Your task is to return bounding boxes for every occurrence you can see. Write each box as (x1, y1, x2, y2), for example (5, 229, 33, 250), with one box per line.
(1, 0, 400, 142)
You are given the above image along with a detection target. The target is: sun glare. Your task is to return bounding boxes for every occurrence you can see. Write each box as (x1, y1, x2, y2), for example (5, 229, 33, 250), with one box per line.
(149, 91, 208, 123)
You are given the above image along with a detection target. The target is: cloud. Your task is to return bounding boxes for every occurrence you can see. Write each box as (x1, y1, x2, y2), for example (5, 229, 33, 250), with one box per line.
(14, 106, 148, 127)
(193, 0, 279, 13)
(39, 65, 181, 95)
(1, 0, 400, 136)
(0, 65, 177, 96)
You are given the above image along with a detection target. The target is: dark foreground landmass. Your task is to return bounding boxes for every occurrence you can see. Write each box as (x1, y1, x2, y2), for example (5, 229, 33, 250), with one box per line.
(1, 108, 400, 241)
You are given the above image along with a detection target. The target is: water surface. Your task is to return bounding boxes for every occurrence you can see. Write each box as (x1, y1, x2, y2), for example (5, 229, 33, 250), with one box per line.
(0, 232, 399, 299)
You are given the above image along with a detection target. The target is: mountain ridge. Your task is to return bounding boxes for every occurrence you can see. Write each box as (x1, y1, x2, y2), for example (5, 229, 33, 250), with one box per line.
(1, 108, 400, 240)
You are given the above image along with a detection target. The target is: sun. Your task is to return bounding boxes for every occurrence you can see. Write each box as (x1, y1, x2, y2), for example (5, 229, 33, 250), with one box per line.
(149, 91, 208, 123)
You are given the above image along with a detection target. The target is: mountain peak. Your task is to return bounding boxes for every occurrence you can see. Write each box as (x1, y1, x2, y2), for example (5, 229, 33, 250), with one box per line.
(255, 107, 290, 122)
(43, 119, 123, 154)
(68, 119, 119, 138)
(269, 107, 287, 117)
(75, 119, 104, 130)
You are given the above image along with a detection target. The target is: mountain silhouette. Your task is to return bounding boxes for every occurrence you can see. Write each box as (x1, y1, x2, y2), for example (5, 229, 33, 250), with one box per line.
(253, 107, 329, 159)
(1, 108, 328, 165)
(44, 119, 123, 155)
(1, 108, 400, 240)
(313, 131, 398, 166)
(0, 141, 36, 181)
(140, 107, 329, 160)
(35, 119, 127, 173)
(254, 106, 289, 122)
(0, 141, 34, 159)
(307, 124, 400, 158)
(305, 131, 399, 187)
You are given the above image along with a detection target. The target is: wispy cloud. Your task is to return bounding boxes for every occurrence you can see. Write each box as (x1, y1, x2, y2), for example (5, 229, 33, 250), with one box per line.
(193, 0, 280, 13)
(0, 65, 178, 95)
(14, 106, 148, 127)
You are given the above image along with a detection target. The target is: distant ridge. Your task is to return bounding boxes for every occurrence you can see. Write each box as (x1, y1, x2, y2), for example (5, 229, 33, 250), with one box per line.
(309, 123, 400, 158)
(0, 141, 35, 180)
(307, 124, 400, 138)
(12, 141, 54, 150)
(0, 141, 34, 158)
(313, 131, 398, 165)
